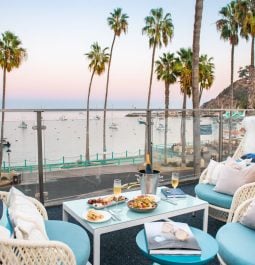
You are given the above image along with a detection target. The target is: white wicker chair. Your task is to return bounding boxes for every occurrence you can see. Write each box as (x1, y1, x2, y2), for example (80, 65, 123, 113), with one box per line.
(216, 198, 255, 265)
(0, 191, 79, 265)
(197, 137, 255, 222)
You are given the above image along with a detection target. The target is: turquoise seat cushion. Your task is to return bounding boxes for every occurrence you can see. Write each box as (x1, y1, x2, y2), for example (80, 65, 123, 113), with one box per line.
(0, 199, 13, 237)
(195, 183, 232, 209)
(45, 220, 90, 265)
(216, 222, 255, 265)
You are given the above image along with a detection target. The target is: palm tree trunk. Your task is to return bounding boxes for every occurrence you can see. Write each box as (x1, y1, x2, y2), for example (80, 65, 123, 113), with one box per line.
(147, 42, 156, 110)
(103, 34, 116, 160)
(0, 67, 7, 175)
(192, 0, 203, 178)
(251, 35, 254, 68)
(164, 83, 170, 165)
(85, 70, 95, 162)
(145, 42, 157, 156)
(181, 92, 187, 167)
(228, 43, 235, 155)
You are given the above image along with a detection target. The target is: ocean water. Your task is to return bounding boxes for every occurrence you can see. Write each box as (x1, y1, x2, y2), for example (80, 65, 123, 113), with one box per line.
(2, 111, 220, 166)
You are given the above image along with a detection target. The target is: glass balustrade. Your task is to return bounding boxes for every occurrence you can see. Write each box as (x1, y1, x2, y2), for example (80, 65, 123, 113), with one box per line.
(0, 108, 249, 205)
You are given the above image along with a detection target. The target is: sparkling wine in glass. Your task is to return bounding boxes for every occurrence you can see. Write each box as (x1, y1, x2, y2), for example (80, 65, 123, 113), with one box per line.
(171, 172, 179, 199)
(113, 179, 122, 213)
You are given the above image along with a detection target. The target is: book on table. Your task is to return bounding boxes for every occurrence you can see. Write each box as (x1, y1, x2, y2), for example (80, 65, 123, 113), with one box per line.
(144, 221, 201, 255)
(161, 188, 186, 198)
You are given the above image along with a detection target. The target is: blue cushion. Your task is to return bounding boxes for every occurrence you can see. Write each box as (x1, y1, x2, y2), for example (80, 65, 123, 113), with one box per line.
(216, 222, 255, 265)
(45, 220, 90, 265)
(241, 153, 255, 162)
(195, 183, 232, 209)
(0, 199, 13, 236)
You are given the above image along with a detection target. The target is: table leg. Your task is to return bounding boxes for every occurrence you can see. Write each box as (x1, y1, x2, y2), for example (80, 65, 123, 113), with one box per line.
(62, 208, 68, 221)
(93, 232, 101, 265)
(203, 205, 208, 232)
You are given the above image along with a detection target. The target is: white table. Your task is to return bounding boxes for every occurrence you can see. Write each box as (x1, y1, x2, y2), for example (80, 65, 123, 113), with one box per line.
(62, 187, 208, 265)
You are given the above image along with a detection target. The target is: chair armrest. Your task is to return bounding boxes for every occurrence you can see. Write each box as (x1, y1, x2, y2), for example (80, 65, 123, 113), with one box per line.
(0, 238, 76, 265)
(199, 167, 208, 183)
(232, 198, 254, 223)
(228, 182, 255, 222)
(232, 137, 245, 159)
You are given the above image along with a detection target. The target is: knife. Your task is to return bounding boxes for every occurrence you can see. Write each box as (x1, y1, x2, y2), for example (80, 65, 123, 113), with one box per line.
(109, 210, 121, 221)
(161, 198, 178, 205)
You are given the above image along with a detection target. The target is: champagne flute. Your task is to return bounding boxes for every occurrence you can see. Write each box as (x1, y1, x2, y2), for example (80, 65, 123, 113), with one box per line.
(113, 179, 122, 213)
(171, 172, 179, 200)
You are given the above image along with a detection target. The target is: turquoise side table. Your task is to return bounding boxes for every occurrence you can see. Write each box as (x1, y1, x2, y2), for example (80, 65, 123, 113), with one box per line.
(136, 227, 218, 265)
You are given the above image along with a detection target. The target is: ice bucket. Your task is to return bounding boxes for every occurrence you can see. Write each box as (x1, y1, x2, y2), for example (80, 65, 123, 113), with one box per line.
(136, 170, 161, 195)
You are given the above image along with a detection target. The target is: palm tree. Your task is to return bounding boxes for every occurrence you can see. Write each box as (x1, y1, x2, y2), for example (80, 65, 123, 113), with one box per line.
(235, 0, 255, 69)
(199, 54, 215, 103)
(0, 31, 27, 174)
(178, 48, 192, 167)
(142, 8, 174, 111)
(85, 42, 109, 163)
(155, 53, 181, 165)
(142, 8, 174, 158)
(103, 8, 128, 160)
(217, 1, 239, 154)
(192, 0, 204, 178)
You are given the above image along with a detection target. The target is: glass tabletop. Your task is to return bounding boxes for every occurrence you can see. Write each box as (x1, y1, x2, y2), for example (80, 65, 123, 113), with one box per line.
(63, 187, 207, 230)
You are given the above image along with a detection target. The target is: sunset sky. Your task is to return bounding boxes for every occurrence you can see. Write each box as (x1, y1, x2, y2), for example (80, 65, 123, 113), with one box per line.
(0, 0, 251, 109)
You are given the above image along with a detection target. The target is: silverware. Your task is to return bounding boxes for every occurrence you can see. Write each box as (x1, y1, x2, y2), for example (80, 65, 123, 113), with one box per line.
(109, 210, 121, 221)
(161, 198, 178, 205)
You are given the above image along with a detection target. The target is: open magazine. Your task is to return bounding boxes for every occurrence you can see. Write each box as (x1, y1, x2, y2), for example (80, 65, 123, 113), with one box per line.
(144, 221, 201, 255)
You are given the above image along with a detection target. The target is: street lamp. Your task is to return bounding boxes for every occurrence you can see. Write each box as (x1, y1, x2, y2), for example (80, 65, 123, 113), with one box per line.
(6, 148, 11, 173)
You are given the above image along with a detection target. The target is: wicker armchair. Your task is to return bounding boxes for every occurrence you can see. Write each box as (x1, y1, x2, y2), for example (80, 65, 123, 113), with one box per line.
(216, 198, 255, 265)
(196, 137, 255, 222)
(0, 191, 90, 265)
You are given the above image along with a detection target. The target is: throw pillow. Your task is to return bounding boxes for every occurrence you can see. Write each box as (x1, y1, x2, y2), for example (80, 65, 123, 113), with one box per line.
(241, 153, 255, 163)
(214, 163, 255, 195)
(8, 187, 48, 241)
(0, 199, 13, 238)
(240, 199, 255, 229)
(203, 159, 225, 185)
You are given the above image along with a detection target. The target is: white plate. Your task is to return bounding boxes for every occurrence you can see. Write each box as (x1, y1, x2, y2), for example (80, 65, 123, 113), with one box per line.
(83, 210, 111, 223)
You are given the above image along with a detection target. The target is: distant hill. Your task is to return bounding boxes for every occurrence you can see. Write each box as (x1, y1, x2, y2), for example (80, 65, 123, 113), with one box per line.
(201, 77, 254, 109)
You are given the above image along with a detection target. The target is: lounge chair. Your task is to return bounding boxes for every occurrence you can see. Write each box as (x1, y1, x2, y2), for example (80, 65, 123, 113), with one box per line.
(195, 136, 255, 222)
(0, 191, 90, 265)
(216, 198, 255, 264)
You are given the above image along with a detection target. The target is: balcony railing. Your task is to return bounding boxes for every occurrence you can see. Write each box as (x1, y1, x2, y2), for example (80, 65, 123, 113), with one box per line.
(0, 108, 251, 205)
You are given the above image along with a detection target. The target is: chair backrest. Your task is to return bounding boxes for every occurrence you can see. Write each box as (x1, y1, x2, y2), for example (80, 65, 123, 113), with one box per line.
(0, 190, 48, 220)
(232, 198, 254, 223)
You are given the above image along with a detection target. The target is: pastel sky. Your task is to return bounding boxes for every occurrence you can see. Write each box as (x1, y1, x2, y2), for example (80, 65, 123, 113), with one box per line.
(0, 0, 251, 109)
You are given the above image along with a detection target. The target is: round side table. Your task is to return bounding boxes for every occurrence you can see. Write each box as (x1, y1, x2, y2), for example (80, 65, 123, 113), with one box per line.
(136, 227, 218, 265)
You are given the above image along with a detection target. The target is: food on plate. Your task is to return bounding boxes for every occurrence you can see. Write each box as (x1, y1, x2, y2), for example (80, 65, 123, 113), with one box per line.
(134, 194, 157, 202)
(87, 195, 126, 206)
(86, 209, 104, 221)
(128, 196, 156, 209)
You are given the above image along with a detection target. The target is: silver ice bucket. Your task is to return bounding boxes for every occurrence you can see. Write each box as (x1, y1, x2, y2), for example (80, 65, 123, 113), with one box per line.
(136, 170, 161, 195)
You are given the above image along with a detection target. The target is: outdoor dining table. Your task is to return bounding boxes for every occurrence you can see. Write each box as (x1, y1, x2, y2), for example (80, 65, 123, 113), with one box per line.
(62, 187, 209, 265)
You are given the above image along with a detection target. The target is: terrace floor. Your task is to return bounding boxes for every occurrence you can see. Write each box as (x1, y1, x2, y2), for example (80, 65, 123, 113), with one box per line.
(47, 182, 222, 265)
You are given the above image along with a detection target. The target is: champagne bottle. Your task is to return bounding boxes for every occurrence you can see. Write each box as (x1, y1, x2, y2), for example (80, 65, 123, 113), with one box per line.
(145, 153, 153, 174)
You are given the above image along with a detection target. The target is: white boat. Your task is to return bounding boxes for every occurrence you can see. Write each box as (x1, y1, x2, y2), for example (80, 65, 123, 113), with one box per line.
(137, 117, 146, 125)
(109, 122, 118, 129)
(18, 121, 28, 129)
